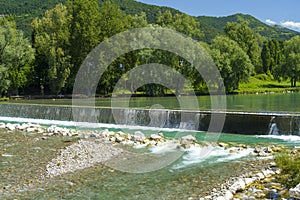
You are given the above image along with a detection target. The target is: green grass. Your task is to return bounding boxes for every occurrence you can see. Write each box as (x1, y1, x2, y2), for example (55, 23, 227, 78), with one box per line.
(236, 74, 299, 94)
(275, 151, 300, 188)
(0, 97, 9, 102)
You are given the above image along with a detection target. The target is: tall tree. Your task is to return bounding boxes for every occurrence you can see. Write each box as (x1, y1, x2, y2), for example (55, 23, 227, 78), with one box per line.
(280, 36, 300, 87)
(210, 36, 254, 92)
(32, 4, 72, 94)
(224, 22, 262, 73)
(156, 11, 203, 40)
(66, 0, 101, 88)
(0, 17, 34, 95)
(261, 39, 283, 74)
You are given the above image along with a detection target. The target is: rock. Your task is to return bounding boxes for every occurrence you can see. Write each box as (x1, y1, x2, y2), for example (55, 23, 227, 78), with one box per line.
(150, 134, 163, 141)
(115, 136, 125, 143)
(289, 183, 300, 199)
(0, 122, 5, 129)
(254, 172, 265, 180)
(229, 149, 237, 154)
(264, 147, 273, 153)
(17, 123, 29, 130)
(181, 135, 196, 142)
(262, 169, 275, 178)
(6, 123, 16, 131)
(266, 190, 281, 199)
(26, 127, 36, 132)
(131, 131, 146, 142)
(244, 178, 254, 185)
(218, 142, 229, 148)
(229, 178, 246, 193)
(180, 139, 191, 149)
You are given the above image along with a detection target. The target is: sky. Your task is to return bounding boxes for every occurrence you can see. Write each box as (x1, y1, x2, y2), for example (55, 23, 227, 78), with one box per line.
(137, 0, 300, 32)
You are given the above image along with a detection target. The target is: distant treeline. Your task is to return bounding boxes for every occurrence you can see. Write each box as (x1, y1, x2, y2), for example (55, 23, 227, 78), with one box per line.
(0, 0, 300, 97)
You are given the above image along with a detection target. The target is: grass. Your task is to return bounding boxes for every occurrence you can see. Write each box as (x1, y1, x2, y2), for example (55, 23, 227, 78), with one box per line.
(275, 151, 300, 188)
(0, 97, 9, 102)
(236, 74, 299, 94)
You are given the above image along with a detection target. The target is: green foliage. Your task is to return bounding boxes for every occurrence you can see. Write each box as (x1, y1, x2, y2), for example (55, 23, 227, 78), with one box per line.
(2, 0, 300, 96)
(156, 11, 203, 40)
(225, 22, 262, 73)
(0, 17, 34, 95)
(197, 14, 300, 43)
(261, 39, 284, 74)
(32, 4, 72, 94)
(277, 36, 300, 87)
(275, 151, 300, 188)
(0, 97, 9, 101)
(210, 36, 254, 92)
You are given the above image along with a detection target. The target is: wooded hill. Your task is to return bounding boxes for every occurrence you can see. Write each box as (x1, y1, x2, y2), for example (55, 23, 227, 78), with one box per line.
(0, 0, 298, 42)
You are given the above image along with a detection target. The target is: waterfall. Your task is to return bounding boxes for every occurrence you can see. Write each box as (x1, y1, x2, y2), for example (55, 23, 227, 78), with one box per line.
(1, 103, 300, 134)
(268, 116, 278, 135)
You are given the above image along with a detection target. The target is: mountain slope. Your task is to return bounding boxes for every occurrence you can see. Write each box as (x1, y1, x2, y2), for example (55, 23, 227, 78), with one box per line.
(0, 0, 298, 42)
(198, 14, 299, 42)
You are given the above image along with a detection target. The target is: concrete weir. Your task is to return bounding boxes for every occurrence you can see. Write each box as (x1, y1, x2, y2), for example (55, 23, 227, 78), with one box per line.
(0, 103, 299, 135)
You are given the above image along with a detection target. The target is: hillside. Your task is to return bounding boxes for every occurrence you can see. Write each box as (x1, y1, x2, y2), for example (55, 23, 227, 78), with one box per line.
(198, 14, 300, 42)
(0, 0, 299, 42)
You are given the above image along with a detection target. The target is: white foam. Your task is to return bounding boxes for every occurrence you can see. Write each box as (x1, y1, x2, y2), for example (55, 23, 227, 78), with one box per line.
(172, 146, 254, 170)
(0, 116, 201, 133)
(149, 142, 179, 154)
(256, 135, 300, 142)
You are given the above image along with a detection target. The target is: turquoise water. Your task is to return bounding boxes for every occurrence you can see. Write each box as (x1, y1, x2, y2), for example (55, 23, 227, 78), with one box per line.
(9, 92, 300, 113)
(2, 127, 297, 200)
(1, 125, 300, 199)
(1, 92, 300, 199)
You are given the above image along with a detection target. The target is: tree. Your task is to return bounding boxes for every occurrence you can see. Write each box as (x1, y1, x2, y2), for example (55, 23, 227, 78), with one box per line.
(0, 16, 34, 96)
(210, 36, 254, 92)
(261, 39, 283, 74)
(32, 4, 72, 94)
(66, 0, 101, 91)
(156, 11, 203, 40)
(224, 22, 262, 73)
(280, 36, 300, 87)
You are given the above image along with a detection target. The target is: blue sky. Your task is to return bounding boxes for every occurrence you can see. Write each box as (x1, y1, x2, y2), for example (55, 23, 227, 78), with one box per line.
(137, 0, 300, 31)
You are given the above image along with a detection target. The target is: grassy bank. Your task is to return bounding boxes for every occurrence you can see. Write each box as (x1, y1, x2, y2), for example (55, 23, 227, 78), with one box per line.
(236, 74, 299, 94)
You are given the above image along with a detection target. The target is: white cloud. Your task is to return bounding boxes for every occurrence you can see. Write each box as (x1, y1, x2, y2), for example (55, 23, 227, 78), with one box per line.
(266, 19, 276, 25)
(281, 21, 300, 30)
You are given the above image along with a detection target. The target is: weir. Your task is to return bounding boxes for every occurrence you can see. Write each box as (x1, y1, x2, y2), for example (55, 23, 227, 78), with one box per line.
(0, 103, 299, 135)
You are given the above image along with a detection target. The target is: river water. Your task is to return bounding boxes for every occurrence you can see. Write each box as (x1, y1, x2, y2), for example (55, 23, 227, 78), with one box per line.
(1, 92, 300, 199)
(10, 92, 300, 113)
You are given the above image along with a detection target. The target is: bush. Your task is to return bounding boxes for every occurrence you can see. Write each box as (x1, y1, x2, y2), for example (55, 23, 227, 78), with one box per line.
(275, 151, 300, 188)
(255, 73, 273, 81)
(0, 97, 9, 101)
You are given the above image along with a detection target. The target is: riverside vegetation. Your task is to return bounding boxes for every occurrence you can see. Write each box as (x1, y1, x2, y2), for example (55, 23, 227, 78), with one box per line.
(0, 0, 300, 97)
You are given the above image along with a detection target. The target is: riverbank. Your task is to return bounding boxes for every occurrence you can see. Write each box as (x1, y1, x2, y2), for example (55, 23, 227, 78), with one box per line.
(1, 122, 300, 199)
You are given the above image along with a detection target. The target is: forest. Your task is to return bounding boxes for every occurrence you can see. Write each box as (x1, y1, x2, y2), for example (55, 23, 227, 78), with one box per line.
(1, 0, 300, 97)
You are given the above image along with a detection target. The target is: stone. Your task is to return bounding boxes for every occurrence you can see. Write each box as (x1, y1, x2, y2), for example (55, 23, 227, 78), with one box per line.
(131, 131, 146, 142)
(115, 136, 125, 143)
(254, 172, 265, 180)
(0, 122, 6, 129)
(181, 135, 196, 142)
(150, 134, 163, 141)
(218, 142, 229, 148)
(266, 190, 281, 199)
(244, 178, 254, 185)
(180, 139, 191, 149)
(224, 190, 233, 200)
(6, 123, 16, 131)
(229, 178, 246, 193)
(289, 183, 300, 199)
(229, 149, 237, 154)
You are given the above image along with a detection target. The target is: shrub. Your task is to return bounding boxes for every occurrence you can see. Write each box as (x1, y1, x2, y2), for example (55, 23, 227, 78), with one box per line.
(0, 97, 9, 101)
(275, 151, 300, 188)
